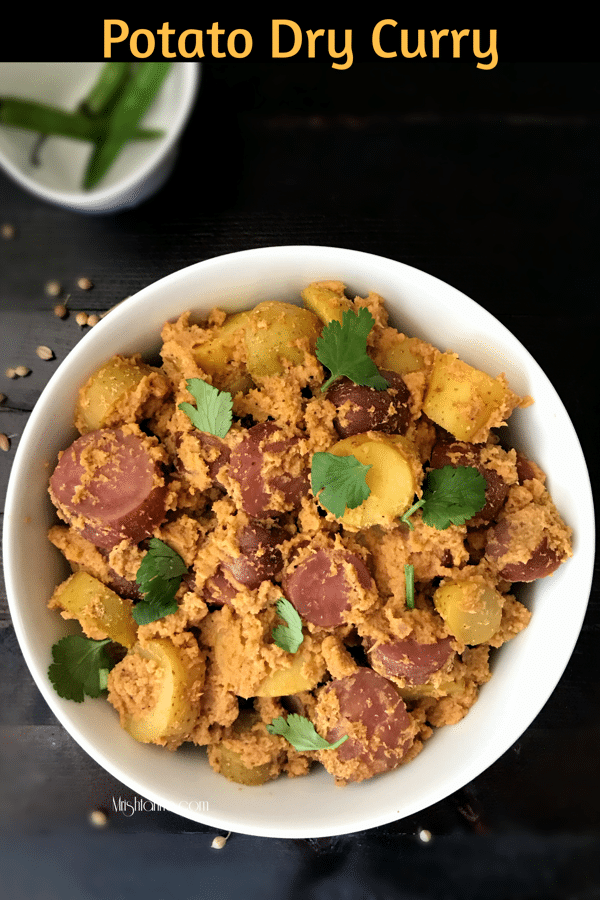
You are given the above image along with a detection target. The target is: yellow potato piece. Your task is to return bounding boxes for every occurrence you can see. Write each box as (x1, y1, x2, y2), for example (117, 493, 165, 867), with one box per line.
(245, 301, 322, 378)
(49, 571, 137, 649)
(433, 580, 503, 645)
(301, 280, 352, 324)
(377, 337, 426, 375)
(75, 356, 163, 433)
(120, 640, 200, 745)
(192, 311, 254, 393)
(255, 646, 323, 698)
(217, 745, 273, 786)
(327, 433, 420, 529)
(423, 352, 517, 441)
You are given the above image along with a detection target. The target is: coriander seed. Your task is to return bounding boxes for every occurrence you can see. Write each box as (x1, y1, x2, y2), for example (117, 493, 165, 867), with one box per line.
(418, 829, 432, 843)
(87, 314, 100, 327)
(0, 433, 10, 452)
(15, 365, 31, 377)
(54, 303, 68, 319)
(89, 809, 108, 828)
(0, 393, 6, 404)
(1, 223, 15, 240)
(36, 345, 54, 361)
(77, 277, 93, 291)
(211, 832, 231, 849)
(75, 312, 89, 327)
(5, 368, 17, 379)
(45, 280, 62, 297)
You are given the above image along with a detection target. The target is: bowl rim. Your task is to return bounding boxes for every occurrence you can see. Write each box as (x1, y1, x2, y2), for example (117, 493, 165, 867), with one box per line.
(0, 61, 201, 208)
(3, 245, 596, 837)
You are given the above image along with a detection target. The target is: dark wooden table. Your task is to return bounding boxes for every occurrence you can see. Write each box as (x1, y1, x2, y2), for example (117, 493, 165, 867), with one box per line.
(1, 63, 599, 900)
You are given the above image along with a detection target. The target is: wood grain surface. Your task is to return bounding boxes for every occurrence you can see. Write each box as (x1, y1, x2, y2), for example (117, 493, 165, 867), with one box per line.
(1, 62, 598, 899)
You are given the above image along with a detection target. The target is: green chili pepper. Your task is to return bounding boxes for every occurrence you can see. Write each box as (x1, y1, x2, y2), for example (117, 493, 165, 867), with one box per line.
(83, 62, 173, 190)
(0, 98, 164, 143)
(81, 62, 132, 117)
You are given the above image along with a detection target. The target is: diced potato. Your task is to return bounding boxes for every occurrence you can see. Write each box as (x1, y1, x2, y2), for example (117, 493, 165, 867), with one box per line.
(75, 356, 167, 433)
(245, 302, 322, 378)
(255, 645, 324, 698)
(209, 711, 275, 786)
(301, 281, 352, 324)
(117, 639, 201, 745)
(377, 336, 426, 375)
(192, 311, 254, 393)
(423, 352, 519, 441)
(433, 580, 503, 645)
(49, 571, 137, 649)
(327, 432, 421, 529)
(396, 676, 468, 702)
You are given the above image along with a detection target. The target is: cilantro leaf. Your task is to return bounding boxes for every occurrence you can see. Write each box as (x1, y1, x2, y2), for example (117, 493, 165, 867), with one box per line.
(266, 714, 349, 751)
(179, 377, 233, 438)
(133, 538, 188, 625)
(311, 452, 371, 518)
(402, 465, 487, 531)
(48, 635, 115, 702)
(316, 308, 389, 392)
(272, 597, 304, 654)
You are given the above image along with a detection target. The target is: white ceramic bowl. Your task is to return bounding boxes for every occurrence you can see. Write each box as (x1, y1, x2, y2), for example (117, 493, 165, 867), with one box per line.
(3, 246, 595, 838)
(0, 62, 200, 212)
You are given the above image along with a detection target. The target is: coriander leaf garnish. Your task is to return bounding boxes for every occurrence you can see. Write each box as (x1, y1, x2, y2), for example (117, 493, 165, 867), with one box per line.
(401, 465, 487, 531)
(48, 635, 115, 702)
(311, 452, 372, 518)
(133, 538, 188, 625)
(316, 307, 389, 392)
(266, 714, 349, 751)
(405, 564, 415, 610)
(179, 377, 233, 439)
(272, 597, 304, 654)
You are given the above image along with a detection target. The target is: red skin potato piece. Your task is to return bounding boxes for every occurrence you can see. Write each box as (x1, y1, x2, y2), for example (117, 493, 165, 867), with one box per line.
(221, 523, 286, 590)
(327, 371, 411, 439)
(429, 440, 509, 525)
(321, 668, 414, 778)
(283, 548, 373, 628)
(486, 519, 564, 582)
(368, 636, 454, 684)
(202, 567, 239, 608)
(229, 422, 309, 518)
(49, 429, 167, 550)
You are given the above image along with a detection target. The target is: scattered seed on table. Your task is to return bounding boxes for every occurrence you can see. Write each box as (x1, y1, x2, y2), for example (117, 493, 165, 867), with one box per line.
(14, 365, 30, 377)
(1, 223, 16, 240)
(418, 829, 432, 843)
(87, 314, 100, 327)
(88, 808, 108, 828)
(0, 393, 6, 404)
(54, 303, 68, 319)
(77, 277, 94, 290)
(0, 434, 10, 452)
(5, 368, 17, 379)
(45, 280, 62, 297)
(211, 831, 231, 849)
(75, 312, 89, 327)
(36, 345, 54, 360)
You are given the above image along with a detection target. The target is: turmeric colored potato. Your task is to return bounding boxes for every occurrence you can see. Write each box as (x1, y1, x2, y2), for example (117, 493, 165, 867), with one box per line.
(377, 336, 427, 375)
(326, 432, 421, 529)
(209, 711, 280, 786)
(255, 644, 325, 698)
(244, 301, 322, 378)
(75, 355, 169, 434)
(192, 311, 254, 394)
(108, 638, 203, 748)
(423, 352, 520, 442)
(49, 570, 138, 649)
(433, 580, 503, 645)
(301, 280, 352, 324)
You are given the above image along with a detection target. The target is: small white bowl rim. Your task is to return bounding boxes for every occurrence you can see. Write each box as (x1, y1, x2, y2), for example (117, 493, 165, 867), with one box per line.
(3, 246, 595, 838)
(0, 62, 200, 207)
